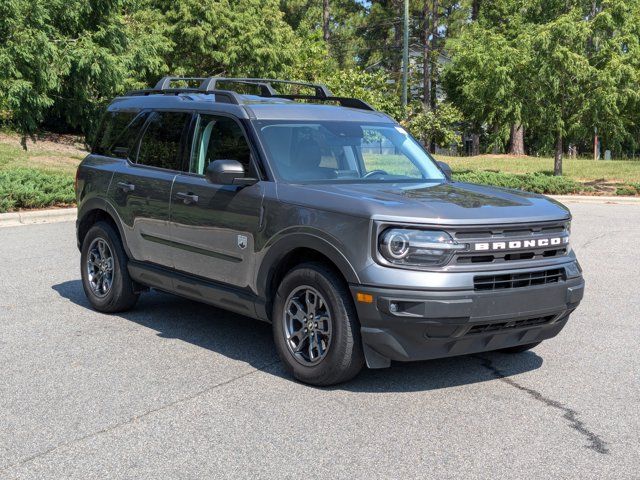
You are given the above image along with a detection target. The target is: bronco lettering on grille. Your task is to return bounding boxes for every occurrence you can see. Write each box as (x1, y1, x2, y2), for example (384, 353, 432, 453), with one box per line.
(473, 237, 569, 251)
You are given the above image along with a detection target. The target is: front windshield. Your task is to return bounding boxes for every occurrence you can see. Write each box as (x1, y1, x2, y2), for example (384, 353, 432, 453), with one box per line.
(255, 121, 446, 183)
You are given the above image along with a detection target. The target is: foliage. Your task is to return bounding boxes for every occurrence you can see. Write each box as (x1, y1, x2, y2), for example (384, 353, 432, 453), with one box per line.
(0, 0, 169, 138)
(0, 1, 62, 134)
(321, 68, 402, 120)
(401, 102, 462, 147)
(452, 171, 583, 195)
(0, 168, 74, 212)
(159, 0, 298, 78)
(615, 182, 640, 196)
(443, 23, 526, 150)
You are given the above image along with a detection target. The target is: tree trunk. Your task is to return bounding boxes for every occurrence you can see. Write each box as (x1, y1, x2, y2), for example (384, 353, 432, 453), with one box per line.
(491, 124, 500, 154)
(422, 0, 431, 111)
(472, 0, 481, 20)
(554, 132, 563, 176)
(323, 0, 330, 43)
(392, 0, 403, 73)
(509, 124, 525, 155)
(471, 133, 480, 156)
(430, 0, 439, 111)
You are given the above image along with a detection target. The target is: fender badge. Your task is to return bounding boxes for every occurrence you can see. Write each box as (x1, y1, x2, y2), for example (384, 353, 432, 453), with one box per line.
(237, 235, 248, 250)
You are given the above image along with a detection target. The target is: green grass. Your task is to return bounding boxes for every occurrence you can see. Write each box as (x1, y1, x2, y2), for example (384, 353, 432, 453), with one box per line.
(366, 152, 640, 195)
(436, 154, 640, 183)
(0, 142, 83, 176)
(0, 139, 83, 212)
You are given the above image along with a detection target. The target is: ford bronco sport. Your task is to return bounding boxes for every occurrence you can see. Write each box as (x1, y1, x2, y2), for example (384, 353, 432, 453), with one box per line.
(76, 77, 584, 386)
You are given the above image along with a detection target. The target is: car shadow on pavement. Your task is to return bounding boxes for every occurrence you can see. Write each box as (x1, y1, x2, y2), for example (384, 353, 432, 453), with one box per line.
(52, 279, 543, 393)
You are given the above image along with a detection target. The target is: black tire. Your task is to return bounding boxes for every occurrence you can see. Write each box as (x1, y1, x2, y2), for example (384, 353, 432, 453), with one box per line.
(499, 342, 542, 354)
(272, 262, 365, 386)
(80, 221, 139, 313)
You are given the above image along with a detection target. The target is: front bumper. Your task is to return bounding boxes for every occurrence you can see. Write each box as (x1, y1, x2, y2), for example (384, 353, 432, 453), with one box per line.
(350, 269, 584, 368)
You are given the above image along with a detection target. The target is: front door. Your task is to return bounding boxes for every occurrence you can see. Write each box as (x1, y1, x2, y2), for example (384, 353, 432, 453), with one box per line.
(170, 114, 264, 289)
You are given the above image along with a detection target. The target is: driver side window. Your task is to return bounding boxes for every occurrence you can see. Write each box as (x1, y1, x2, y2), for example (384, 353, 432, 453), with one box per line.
(189, 114, 252, 175)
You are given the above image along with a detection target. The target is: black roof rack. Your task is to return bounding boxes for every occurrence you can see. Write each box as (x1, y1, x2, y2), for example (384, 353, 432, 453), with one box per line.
(126, 76, 375, 111)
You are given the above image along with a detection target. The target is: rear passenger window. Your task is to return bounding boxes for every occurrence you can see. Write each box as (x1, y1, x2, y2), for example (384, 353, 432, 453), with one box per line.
(136, 112, 191, 170)
(93, 111, 144, 158)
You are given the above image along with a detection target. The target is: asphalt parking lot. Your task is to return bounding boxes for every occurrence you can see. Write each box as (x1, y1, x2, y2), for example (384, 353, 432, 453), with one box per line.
(1, 201, 639, 479)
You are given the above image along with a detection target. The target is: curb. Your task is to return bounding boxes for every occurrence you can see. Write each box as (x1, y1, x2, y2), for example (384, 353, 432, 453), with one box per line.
(0, 207, 77, 228)
(549, 195, 640, 205)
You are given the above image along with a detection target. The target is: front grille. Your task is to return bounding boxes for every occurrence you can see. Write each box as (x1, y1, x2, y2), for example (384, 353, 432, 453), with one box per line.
(451, 221, 569, 265)
(466, 315, 556, 335)
(474, 268, 566, 291)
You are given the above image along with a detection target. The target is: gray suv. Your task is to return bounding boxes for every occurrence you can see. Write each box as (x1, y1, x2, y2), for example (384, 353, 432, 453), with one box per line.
(76, 77, 584, 386)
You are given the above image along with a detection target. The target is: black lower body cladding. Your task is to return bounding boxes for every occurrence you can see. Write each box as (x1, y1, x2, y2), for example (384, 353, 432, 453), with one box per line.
(350, 275, 584, 368)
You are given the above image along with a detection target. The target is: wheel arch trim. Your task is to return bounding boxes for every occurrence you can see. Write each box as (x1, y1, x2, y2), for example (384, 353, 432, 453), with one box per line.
(256, 232, 360, 300)
(76, 198, 132, 258)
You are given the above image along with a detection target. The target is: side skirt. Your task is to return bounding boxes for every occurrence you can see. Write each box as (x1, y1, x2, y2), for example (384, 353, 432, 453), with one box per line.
(127, 260, 266, 321)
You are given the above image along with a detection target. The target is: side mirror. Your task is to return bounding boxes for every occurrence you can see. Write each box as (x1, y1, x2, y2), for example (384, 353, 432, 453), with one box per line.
(205, 160, 257, 186)
(437, 161, 452, 180)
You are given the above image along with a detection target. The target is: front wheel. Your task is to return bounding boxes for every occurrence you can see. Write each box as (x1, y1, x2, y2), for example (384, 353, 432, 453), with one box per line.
(272, 263, 364, 386)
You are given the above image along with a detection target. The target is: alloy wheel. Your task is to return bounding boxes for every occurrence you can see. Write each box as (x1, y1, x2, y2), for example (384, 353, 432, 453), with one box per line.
(86, 237, 114, 298)
(282, 286, 333, 366)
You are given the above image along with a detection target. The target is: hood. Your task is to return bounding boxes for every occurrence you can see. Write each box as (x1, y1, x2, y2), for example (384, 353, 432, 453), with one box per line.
(276, 181, 571, 225)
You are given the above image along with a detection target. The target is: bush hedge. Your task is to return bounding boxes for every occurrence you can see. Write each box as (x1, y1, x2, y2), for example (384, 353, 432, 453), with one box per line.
(453, 171, 584, 195)
(0, 168, 75, 213)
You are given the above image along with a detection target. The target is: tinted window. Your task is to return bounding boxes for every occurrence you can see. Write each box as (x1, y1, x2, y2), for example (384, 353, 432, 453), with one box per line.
(110, 113, 149, 159)
(137, 111, 191, 170)
(93, 111, 142, 158)
(189, 115, 251, 175)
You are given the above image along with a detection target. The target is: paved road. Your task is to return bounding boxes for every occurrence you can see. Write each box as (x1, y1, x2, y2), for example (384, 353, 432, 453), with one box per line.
(1, 202, 639, 479)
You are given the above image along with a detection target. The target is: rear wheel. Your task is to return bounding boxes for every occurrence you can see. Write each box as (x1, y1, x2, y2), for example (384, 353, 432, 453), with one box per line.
(80, 221, 139, 313)
(272, 263, 364, 386)
(499, 342, 542, 354)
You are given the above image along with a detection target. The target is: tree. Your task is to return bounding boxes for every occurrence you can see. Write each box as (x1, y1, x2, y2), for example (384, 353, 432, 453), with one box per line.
(158, 0, 299, 78)
(402, 101, 462, 148)
(0, 1, 63, 139)
(443, 24, 527, 156)
(0, 0, 168, 139)
(322, 68, 402, 119)
(323, 0, 331, 42)
(526, 9, 599, 175)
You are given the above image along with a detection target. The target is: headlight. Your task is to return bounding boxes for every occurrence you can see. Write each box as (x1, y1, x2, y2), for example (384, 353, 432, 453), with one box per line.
(379, 228, 466, 267)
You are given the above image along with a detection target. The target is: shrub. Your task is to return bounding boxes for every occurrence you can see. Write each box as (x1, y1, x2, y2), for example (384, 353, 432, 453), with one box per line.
(0, 168, 75, 213)
(615, 185, 639, 196)
(452, 171, 582, 195)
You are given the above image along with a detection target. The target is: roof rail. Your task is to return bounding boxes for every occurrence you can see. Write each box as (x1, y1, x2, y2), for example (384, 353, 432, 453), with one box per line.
(199, 78, 333, 98)
(270, 94, 374, 111)
(129, 76, 374, 111)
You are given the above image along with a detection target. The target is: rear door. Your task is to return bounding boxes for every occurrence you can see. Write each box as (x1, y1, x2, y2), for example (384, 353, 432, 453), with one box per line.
(108, 110, 191, 268)
(169, 113, 264, 289)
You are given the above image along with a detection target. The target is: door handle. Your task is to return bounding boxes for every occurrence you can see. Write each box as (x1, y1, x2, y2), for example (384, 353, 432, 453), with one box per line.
(176, 192, 199, 204)
(117, 181, 135, 192)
